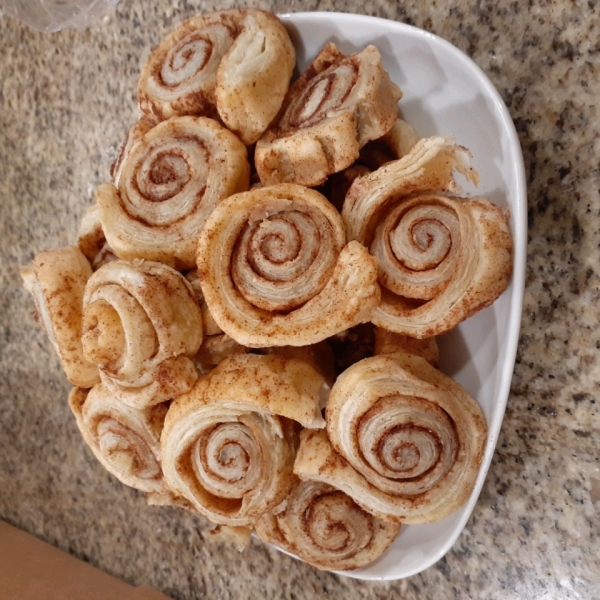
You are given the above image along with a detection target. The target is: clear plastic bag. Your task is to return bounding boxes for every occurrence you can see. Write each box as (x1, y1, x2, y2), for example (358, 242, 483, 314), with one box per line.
(1, 0, 121, 33)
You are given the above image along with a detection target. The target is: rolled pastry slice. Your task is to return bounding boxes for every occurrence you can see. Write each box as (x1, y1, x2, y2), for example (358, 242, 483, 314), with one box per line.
(255, 473, 400, 571)
(21, 247, 99, 388)
(343, 137, 512, 337)
(138, 10, 239, 122)
(138, 9, 295, 145)
(295, 353, 487, 524)
(255, 43, 401, 187)
(160, 353, 327, 527)
(374, 327, 439, 368)
(214, 10, 295, 145)
(196, 184, 381, 347)
(97, 116, 249, 269)
(69, 386, 170, 495)
(81, 260, 203, 408)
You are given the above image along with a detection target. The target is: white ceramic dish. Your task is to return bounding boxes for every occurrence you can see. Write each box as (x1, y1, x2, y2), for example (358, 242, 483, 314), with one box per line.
(276, 12, 527, 581)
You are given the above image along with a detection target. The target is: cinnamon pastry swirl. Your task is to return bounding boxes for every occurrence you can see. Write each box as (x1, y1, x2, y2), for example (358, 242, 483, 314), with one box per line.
(343, 136, 512, 337)
(255, 43, 401, 187)
(138, 9, 294, 145)
(196, 184, 381, 347)
(69, 386, 169, 495)
(21, 247, 99, 388)
(295, 353, 487, 524)
(160, 353, 327, 526)
(97, 116, 249, 270)
(81, 260, 203, 408)
(255, 472, 400, 571)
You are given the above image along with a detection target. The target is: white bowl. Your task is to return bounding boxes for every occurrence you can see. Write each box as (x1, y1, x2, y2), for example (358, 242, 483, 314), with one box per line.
(276, 12, 527, 581)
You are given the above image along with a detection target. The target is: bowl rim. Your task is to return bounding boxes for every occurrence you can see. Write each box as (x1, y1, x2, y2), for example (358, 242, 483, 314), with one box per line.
(273, 10, 527, 581)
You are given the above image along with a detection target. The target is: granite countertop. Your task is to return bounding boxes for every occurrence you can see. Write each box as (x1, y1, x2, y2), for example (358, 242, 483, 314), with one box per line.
(1, 0, 598, 598)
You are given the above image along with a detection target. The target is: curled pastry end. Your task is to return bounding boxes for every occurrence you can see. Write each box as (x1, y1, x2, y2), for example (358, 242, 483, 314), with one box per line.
(342, 136, 511, 338)
(81, 260, 203, 408)
(370, 195, 513, 338)
(256, 470, 400, 571)
(342, 136, 480, 243)
(69, 386, 170, 495)
(311, 354, 487, 524)
(160, 353, 327, 526)
(255, 43, 401, 187)
(21, 246, 99, 388)
(197, 184, 381, 347)
(98, 116, 249, 270)
(216, 10, 295, 145)
(138, 10, 239, 122)
(138, 8, 294, 141)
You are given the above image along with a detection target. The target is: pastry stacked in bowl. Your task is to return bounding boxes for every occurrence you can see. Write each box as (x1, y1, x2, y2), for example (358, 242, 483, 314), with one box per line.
(21, 9, 512, 572)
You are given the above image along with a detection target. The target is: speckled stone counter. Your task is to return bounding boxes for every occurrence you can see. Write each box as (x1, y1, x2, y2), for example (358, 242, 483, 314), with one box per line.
(1, 1, 598, 599)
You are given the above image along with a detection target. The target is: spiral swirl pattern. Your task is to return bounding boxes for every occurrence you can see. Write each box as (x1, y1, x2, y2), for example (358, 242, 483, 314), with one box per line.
(160, 354, 327, 526)
(371, 198, 461, 300)
(69, 386, 169, 495)
(81, 260, 203, 408)
(342, 136, 512, 338)
(231, 200, 340, 312)
(160, 28, 228, 88)
(282, 61, 358, 130)
(196, 184, 381, 347)
(256, 477, 400, 571)
(97, 116, 249, 269)
(295, 353, 487, 525)
(139, 15, 237, 121)
(255, 43, 401, 187)
(138, 10, 295, 145)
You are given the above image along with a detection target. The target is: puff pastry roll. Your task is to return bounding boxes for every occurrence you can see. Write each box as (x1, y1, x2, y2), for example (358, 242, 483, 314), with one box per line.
(81, 260, 203, 408)
(196, 184, 380, 347)
(295, 353, 487, 524)
(255, 472, 400, 571)
(138, 9, 294, 145)
(97, 116, 249, 269)
(374, 328, 439, 368)
(21, 247, 99, 388)
(255, 43, 401, 187)
(160, 353, 327, 526)
(343, 136, 512, 337)
(69, 386, 170, 495)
